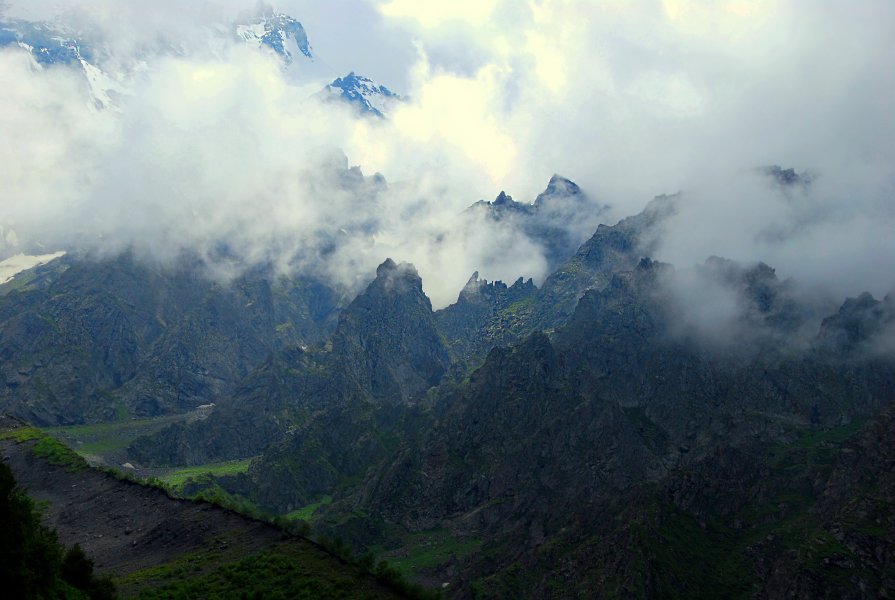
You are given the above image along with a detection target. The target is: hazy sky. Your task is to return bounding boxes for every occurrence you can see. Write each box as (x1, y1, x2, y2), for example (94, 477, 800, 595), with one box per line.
(1, 0, 893, 308)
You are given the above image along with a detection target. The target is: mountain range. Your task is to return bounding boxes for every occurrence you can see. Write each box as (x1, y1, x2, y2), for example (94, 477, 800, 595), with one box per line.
(1, 165, 892, 597)
(0, 5, 399, 115)
(2, 5, 894, 598)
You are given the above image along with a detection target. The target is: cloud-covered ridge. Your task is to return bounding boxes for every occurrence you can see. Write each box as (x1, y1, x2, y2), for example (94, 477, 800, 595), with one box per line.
(0, 0, 893, 309)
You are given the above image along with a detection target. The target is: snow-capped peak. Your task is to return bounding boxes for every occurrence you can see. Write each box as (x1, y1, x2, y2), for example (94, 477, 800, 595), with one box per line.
(323, 72, 403, 118)
(233, 4, 313, 65)
(0, 18, 126, 109)
(0, 19, 86, 65)
(2, 11, 402, 117)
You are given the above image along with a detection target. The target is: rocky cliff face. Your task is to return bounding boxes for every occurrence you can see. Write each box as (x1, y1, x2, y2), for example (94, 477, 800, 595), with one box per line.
(331, 259, 451, 404)
(358, 329, 666, 534)
(458, 402, 894, 599)
(341, 258, 895, 597)
(0, 253, 342, 425)
(435, 272, 537, 368)
(436, 193, 676, 368)
(130, 258, 452, 511)
(208, 259, 451, 511)
(531, 193, 676, 331)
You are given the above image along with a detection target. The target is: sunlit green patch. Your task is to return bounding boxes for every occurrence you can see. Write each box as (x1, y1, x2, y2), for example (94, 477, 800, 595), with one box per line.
(45, 413, 194, 458)
(0, 425, 44, 443)
(0, 425, 87, 472)
(284, 495, 333, 521)
(160, 459, 255, 491)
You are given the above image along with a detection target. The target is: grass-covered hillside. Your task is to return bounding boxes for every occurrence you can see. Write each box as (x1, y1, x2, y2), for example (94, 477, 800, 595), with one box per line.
(0, 416, 428, 599)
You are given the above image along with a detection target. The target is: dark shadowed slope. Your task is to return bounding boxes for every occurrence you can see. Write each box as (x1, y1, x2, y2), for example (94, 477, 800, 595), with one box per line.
(0, 253, 343, 426)
(0, 416, 407, 599)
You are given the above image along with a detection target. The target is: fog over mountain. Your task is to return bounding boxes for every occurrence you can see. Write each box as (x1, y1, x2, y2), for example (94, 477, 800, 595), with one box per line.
(3, 5, 895, 597)
(1, 0, 893, 309)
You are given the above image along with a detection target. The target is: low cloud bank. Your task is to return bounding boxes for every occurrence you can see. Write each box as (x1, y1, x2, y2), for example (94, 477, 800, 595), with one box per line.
(1, 0, 892, 312)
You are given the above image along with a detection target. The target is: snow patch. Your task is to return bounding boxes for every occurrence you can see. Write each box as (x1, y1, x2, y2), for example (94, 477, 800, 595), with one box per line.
(0, 252, 66, 285)
(235, 23, 266, 48)
(78, 58, 126, 110)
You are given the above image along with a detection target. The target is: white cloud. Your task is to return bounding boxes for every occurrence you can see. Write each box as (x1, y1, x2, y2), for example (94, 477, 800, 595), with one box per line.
(377, 0, 500, 28)
(1, 0, 893, 310)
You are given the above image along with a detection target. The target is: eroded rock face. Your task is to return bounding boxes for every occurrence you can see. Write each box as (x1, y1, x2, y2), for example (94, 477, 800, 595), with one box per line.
(227, 259, 451, 510)
(0, 252, 342, 425)
(331, 258, 451, 404)
(129, 258, 453, 508)
(436, 193, 675, 368)
(348, 258, 895, 597)
(436, 272, 537, 367)
(531, 193, 675, 328)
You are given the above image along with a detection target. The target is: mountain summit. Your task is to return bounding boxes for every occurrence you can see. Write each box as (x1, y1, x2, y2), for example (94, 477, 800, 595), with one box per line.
(322, 72, 403, 118)
(233, 4, 313, 64)
(331, 258, 451, 403)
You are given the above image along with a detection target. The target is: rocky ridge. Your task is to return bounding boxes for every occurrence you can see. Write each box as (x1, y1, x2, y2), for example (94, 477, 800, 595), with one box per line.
(2, 176, 893, 598)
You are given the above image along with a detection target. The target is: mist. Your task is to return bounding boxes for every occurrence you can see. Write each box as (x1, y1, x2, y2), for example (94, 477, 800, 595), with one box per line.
(1, 0, 893, 310)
